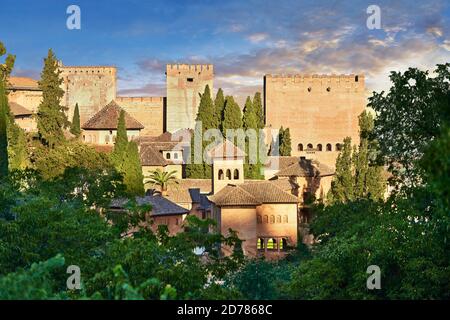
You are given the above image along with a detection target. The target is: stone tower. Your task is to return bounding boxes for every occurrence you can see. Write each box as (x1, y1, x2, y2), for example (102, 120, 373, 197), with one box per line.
(264, 74, 365, 167)
(208, 140, 245, 194)
(59, 63, 117, 124)
(166, 64, 213, 133)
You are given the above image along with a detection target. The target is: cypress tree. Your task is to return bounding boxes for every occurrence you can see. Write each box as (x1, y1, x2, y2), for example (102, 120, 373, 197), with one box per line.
(222, 96, 242, 133)
(243, 96, 258, 130)
(253, 92, 264, 129)
(111, 110, 128, 168)
(0, 80, 8, 177)
(37, 49, 68, 148)
(279, 127, 292, 156)
(196, 85, 215, 130)
(329, 137, 354, 202)
(70, 103, 81, 138)
(214, 88, 225, 130)
(122, 141, 145, 196)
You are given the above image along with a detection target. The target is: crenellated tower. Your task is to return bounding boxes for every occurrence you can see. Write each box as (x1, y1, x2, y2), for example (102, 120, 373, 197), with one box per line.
(166, 64, 213, 133)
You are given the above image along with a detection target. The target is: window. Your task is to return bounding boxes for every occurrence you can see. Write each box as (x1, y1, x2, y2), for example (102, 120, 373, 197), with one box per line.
(166, 153, 171, 159)
(307, 143, 313, 149)
(234, 169, 239, 179)
(280, 238, 287, 250)
(105, 135, 110, 144)
(336, 143, 342, 151)
(270, 215, 275, 224)
(174, 153, 178, 160)
(298, 143, 303, 151)
(317, 144, 322, 151)
(326, 87, 331, 92)
(264, 215, 269, 223)
(83, 135, 86, 141)
(187, 77, 194, 82)
(283, 215, 288, 223)
(257, 238, 265, 250)
(276, 215, 281, 223)
(307, 87, 312, 92)
(267, 238, 277, 250)
(355, 75, 359, 82)
(257, 215, 262, 224)
(218, 169, 224, 180)
(326, 143, 332, 151)
(226, 169, 231, 180)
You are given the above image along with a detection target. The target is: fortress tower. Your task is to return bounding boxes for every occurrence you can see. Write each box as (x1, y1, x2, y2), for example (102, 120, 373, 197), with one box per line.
(166, 64, 213, 133)
(59, 63, 117, 124)
(264, 74, 365, 167)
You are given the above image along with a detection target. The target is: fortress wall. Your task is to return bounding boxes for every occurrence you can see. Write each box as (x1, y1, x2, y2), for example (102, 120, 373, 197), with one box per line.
(265, 74, 366, 167)
(59, 66, 117, 125)
(116, 96, 165, 136)
(166, 64, 213, 133)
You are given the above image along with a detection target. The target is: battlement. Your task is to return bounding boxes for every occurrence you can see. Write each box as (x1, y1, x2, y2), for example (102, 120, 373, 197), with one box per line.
(59, 65, 117, 76)
(116, 96, 165, 103)
(166, 63, 213, 74)
(264, 73, 364, 90)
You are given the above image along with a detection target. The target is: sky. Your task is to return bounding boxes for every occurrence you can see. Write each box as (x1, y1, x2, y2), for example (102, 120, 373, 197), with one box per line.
(0, 0, 449, 102)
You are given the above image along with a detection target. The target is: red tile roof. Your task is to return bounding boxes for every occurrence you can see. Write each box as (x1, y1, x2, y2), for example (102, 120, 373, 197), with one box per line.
(82, 100, 144, 130)
(9, 102, 32, 116)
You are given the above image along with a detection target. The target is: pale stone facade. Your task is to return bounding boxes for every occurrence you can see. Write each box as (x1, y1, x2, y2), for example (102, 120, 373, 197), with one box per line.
(166, 64, 214, 133)
(59, 65, 117, 125)
(265, 74, 365, 168)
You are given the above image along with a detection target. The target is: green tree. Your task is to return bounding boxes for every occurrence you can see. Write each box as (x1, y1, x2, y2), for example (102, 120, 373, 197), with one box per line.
(222, 96, 242, 133)
(0, 41, 15, 82)
(242, 96, 258, 130)
(36, 49, 68, 148)
(196, 85, 215, 130)
(279, 127, 292, 156)
(214, 88, 225, 130)
(0, 81, 8, 177)
(253, 92, 264, 129)
(329, 137, 353, 202)
(145, 169, 179, 196)
(70, 103, 81, 138)
(122, 141, 145, 196)
(369, 63, 450, 188)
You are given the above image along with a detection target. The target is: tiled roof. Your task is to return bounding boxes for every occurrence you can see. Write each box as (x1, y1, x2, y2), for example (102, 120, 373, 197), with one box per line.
(268, 178, 297, 191)
(9, 102, 32, 116)
(265, 156, 299, 170)
(275, 158, 335, 177)
(140, 144, 169, 166)
(208, 184, 260, 206)
(166, 179, 212, 204)
(82, 100, 144, 130)
(110, 195, 189, 216)
(8, 77, 39, 89)
(209, 180, 298, 206)
(207, 139, 245, 159)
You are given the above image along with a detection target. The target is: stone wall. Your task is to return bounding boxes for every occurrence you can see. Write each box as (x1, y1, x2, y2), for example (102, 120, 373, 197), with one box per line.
(265, 74, 365, 167)
(59, 66, 117, 125)
(116, 96, 165, 136)
(166, 64, 213, 133)
(8, 89, 42, 113)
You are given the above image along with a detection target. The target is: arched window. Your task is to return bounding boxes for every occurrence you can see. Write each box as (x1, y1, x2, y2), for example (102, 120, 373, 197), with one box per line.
(283, 215, 288, 223)
(257, 215, 262, 224)
(226, 169, 232, 180)
(298, 143, 303, 151)
(218, 169, 224, 180)
(267, 238, 277, 250)
(317, 144, 322, 151)
(307, 143, 313, 149)
(276, 215, 281, 223)
(280, 238, 287, 250)
(326, 143, 332, 151)
(174, 153, 178, 160)
(264, 215, 269, 223)
(83, 135, 86, 141)
(257, 238, 265, 250)
(105, 135, 110, 144)
(166, 153, 171, 159)
(336, 143, 342, 151)
(270, 215, 275, 224)
(234, 169, 239, 180)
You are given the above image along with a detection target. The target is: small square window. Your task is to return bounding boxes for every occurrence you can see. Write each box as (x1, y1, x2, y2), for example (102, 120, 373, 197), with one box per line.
(187, 78, 194, 82)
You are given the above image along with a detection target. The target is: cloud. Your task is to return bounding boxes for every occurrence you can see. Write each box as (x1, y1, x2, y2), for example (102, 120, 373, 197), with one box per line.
(247, 33, 269, 43)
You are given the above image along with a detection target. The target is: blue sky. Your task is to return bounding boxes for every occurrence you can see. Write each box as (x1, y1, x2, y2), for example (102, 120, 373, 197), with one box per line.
(0, 0, 449, 101)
